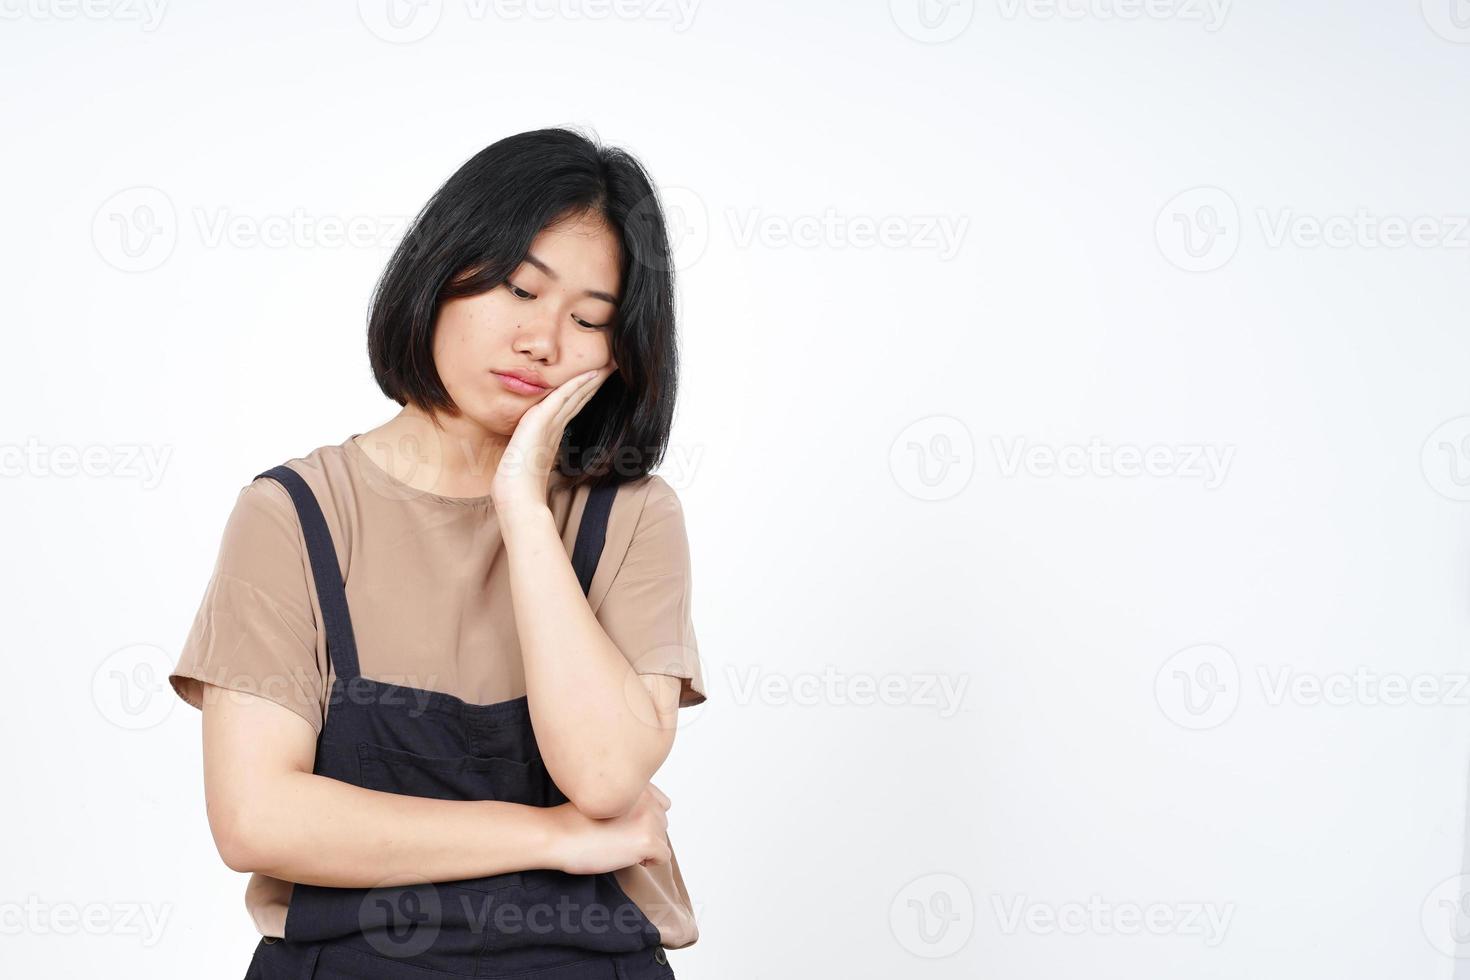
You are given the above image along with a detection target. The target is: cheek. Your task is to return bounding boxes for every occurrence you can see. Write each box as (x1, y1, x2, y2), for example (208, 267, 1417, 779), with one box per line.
(434, 297, 509, 374)
(432, 320, 472, 378)
(571, 333, 614, 367)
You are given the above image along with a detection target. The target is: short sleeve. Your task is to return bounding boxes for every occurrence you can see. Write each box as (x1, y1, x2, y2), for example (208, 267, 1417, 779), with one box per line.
(169, 476, 327, 734)
(597, 477, 707, 708)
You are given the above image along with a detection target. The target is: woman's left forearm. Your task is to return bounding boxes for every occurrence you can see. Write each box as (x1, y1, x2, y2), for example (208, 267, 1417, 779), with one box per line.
(500, 502, 673, 818)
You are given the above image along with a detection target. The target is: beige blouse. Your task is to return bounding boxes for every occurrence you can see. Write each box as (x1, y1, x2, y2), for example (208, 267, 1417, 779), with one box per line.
(169, 433, 707, 948)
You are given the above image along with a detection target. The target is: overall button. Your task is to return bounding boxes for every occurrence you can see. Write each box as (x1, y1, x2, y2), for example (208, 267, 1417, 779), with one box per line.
(262, 937, 279, 945)
(653, 946, 667, 965)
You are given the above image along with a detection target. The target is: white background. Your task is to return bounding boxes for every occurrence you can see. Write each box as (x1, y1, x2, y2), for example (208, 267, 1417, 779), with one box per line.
(4, 2, 1470, 978)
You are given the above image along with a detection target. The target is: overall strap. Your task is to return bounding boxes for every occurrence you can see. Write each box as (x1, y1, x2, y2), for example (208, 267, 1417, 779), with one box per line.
(254, 464, 363, 681)
(570, 483, 618, 596)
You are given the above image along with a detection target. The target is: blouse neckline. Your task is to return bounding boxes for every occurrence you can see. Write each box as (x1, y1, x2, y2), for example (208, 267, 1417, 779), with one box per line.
(345, 432, 557, 508)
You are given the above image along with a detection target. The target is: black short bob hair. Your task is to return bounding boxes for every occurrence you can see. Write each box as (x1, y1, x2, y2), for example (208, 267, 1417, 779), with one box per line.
(366, 126, 679, 491)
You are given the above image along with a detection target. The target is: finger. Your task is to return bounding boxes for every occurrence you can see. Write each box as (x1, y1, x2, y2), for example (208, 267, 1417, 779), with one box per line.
(544, 369, 599, 411)
(545, 368, 601, 415)
(523, 372, 597, 441)
(552, 367, 614, 428)
(556, 369, 604, 421)
(647, 783, 672, 810)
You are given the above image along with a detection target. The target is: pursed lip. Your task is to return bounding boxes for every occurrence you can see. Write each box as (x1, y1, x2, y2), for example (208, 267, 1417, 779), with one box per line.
(493, 369, 548, 389)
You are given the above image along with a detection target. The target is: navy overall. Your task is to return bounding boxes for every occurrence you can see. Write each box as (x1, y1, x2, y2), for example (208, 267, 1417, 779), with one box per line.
(243, 464, 677, 980)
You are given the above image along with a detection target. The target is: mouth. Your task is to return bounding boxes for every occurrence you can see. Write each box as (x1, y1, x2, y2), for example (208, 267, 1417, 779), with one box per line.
(491, 370, 549, 396)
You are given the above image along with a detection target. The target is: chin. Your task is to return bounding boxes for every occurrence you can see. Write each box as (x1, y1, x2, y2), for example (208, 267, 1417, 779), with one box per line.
(474, 402, 525, 436)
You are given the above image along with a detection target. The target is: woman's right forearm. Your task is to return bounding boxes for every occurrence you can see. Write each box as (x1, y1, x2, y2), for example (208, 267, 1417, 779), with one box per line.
(220, 770, 565, 887)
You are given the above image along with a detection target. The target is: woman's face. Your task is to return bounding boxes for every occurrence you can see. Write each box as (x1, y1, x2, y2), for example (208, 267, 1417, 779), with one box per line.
(432, 210, 621, 434)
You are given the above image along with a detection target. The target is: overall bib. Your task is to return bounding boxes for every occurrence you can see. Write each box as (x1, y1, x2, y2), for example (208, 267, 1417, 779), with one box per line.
(243, 464, 677, 980)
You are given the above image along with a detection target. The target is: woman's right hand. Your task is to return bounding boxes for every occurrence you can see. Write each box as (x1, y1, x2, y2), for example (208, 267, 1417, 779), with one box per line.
(547, 782, 673, 874)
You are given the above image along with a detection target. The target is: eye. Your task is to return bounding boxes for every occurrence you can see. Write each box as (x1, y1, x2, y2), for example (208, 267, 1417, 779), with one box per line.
(506, 282, 534, 300)
(572, 315, 609, 330)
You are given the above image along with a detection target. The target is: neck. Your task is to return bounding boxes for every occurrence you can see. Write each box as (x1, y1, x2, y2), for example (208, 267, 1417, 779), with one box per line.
(357, 405, 510, 499)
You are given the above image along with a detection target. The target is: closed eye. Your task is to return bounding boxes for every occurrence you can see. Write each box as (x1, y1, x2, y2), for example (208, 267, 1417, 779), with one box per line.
(508, 282, 609, 330)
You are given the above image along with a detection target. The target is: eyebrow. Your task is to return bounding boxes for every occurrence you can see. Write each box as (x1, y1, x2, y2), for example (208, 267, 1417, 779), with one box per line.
(522, 253, 619, 305)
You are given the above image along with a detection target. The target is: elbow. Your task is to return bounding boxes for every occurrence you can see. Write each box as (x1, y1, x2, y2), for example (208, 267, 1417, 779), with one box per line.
(550, 730, 675, 820)
(215, 826, 262, 874)
(210, 802, 273, 874)
(568, 789, 639, 821)
(218, 838, 259, 875)
(562, 773, 645, 821)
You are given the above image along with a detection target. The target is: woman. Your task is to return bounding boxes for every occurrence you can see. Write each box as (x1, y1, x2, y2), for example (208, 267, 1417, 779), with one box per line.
(168, 127, 707, 979)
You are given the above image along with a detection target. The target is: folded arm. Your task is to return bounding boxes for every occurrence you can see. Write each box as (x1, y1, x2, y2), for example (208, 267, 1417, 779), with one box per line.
(200, 685, 668, 883)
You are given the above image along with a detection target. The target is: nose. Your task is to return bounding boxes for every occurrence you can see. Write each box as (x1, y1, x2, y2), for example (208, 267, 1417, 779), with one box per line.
(513, 316, 558, 362)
